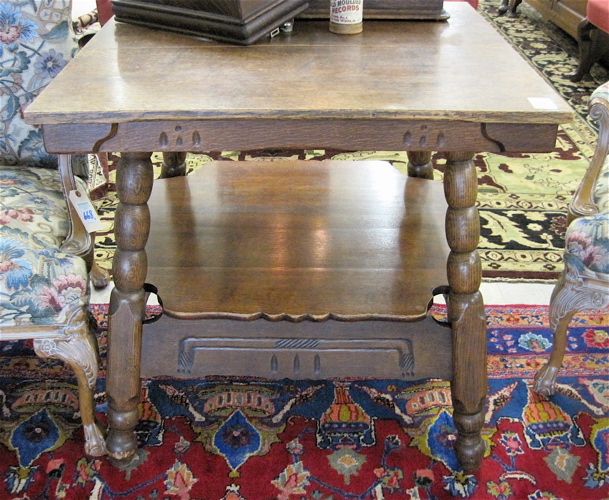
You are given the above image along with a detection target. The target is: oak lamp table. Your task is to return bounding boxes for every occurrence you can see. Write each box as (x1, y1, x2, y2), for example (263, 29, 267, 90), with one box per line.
(25, 3, 573, 472)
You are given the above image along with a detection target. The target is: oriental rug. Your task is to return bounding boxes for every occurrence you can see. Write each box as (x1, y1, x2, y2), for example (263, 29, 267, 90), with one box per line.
(89, 0, 609, 282)
(0, 305, 608, 499)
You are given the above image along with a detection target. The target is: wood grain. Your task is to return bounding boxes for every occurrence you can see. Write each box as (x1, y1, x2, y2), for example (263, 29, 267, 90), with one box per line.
(146, 160, 449, 320)
(26, 4, 572, 128)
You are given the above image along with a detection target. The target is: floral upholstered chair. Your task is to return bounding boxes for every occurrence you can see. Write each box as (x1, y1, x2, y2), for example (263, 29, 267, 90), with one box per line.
(0, 0, 106, 457)
(533, 82, 609, 395)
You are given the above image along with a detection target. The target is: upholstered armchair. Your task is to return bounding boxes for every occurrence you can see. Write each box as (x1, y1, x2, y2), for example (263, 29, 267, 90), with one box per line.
(0, 0, 107, 456)
(533, 82, 609, 395)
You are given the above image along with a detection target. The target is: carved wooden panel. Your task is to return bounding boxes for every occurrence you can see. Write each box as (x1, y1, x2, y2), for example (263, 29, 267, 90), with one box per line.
(41, 121, 561, 154)
(142, 316, 453, 380)
(177, 338, 415, 378)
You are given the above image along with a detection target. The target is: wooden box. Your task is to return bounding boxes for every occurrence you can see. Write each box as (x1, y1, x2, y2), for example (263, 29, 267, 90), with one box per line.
(111, 0, 310, 45)
(300, 0, 448, 19)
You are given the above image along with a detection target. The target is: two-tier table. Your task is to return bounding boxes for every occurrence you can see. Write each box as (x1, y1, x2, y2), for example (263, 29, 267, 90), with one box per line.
(25, 3, 573, 471)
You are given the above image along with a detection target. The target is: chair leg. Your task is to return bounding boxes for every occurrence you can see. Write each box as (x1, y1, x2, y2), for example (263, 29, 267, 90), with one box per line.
(533, 273, 577, 396)
(33, 306, 106, 456)
(570, 21, 609, 82)
(571, 20, 596, 82)
(498, 0, 522, 17)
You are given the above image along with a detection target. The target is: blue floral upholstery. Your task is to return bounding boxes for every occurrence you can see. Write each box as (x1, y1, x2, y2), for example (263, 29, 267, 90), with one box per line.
(0, 166, 89, 326)
(563, 82, 609, 280)
(0, 2, 106, 458)
(0, 0, 78, 167)
(0, 165, 106, 456)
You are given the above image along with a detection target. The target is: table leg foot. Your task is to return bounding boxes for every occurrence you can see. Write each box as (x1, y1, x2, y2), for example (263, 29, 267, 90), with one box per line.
(449, 291, 487, 472)
(107, 406, 141, 465)
(453, 409, 485, 472)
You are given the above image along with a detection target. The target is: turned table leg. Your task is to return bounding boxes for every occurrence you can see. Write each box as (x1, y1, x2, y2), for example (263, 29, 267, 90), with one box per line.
(444, 151, 487, 472)
(160, 152, 188, 178)
(106, 152, 154, 465)
(407, 151, 434, 179)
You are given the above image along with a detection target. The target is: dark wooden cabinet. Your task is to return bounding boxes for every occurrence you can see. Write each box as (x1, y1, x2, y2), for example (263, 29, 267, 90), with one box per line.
(529, 0, 587, 38)
(111, 0, 310, 45)
(500, 0, 587, 39)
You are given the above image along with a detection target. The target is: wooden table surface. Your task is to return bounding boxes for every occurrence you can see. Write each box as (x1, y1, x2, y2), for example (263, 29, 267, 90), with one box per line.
(27, 4, 571, 134)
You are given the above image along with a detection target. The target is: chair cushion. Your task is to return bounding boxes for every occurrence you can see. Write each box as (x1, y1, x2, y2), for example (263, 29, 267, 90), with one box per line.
(595, 156, 609, 212)
(564, 210, 609, 280)
(0, 0, 78, 168)
(587, 0, 609, 35)
(0, 167, 90, 326)
(592, 81, 609, 103)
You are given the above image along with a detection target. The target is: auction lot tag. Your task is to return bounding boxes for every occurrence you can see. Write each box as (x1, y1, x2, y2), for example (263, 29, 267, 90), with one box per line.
(527, 97, 558, 110)
(69, 190, 104, 232)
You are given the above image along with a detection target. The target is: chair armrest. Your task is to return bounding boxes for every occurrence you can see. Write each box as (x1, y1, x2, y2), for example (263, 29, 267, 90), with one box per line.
(58, 154, 95, 258)
(569, 84, 609, 220)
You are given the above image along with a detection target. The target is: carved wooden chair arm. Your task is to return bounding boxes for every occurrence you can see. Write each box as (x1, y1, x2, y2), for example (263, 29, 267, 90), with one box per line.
(57, 154, 110, 288)
(57, 154, 94, 258)
(569, 82, 609, 222)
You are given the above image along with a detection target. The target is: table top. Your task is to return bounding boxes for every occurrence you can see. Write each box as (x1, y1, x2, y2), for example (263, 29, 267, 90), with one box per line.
(26, 3, 572, 127)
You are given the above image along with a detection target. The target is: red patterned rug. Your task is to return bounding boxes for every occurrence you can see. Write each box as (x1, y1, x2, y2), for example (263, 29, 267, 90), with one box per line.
(0, 305, 608, 499)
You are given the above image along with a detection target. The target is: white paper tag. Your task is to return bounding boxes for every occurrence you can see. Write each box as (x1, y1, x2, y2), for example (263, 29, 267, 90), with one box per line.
(68, 190, 104, 233)
(527, 97, 558, 110)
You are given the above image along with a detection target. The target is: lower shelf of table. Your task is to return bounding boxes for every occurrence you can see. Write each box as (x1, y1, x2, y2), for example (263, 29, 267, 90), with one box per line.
(142, 159, 452, 380)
